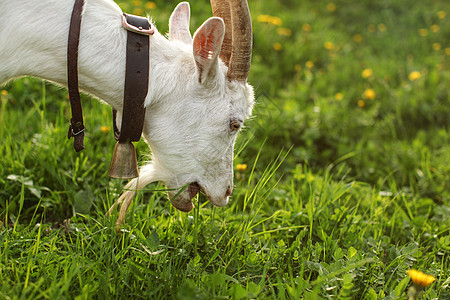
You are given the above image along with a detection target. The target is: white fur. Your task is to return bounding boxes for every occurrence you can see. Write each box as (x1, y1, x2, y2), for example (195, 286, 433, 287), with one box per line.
(0, 0, 254, 215)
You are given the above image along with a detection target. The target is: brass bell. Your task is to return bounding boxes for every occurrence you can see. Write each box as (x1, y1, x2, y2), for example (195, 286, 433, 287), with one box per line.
(108, 142, 139, 179)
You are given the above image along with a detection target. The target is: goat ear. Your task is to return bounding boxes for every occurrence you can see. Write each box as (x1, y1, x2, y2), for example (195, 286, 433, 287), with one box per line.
(169, 2, 192, 44)
(193, 17, 225, 84)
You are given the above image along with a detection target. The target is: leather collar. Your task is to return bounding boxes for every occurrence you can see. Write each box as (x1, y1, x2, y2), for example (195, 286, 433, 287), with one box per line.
(112, 13, 152, 144)
(67, 0, 152, 178)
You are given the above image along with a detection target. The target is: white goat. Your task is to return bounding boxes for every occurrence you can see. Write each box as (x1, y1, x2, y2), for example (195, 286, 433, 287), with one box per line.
(0, 0, 254, 222)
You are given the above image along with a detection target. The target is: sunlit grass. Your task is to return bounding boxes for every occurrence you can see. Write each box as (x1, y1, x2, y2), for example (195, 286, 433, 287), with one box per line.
(1, 0, 449, 298)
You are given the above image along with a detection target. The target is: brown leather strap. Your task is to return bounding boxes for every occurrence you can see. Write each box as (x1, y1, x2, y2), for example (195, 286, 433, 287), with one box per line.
(113, 14, 150, 144)
(67, 0, 85, 152)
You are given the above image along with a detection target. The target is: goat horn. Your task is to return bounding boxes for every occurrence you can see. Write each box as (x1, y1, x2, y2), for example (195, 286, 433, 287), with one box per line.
(210, 0, 232, 67)
(211, 0, 252, 82)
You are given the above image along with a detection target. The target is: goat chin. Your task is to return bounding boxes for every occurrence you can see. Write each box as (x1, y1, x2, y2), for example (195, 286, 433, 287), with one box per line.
(172, 182, 201, 212)
(168, 182, 229, 212)
(170, 188, 195, 212)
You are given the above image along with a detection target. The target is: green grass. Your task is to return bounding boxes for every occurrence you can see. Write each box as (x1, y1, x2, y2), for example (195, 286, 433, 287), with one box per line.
(1, 0, 449, 299)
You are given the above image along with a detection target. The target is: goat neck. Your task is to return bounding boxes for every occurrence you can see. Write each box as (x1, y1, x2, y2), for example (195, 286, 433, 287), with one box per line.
(0, 0, 171, 111)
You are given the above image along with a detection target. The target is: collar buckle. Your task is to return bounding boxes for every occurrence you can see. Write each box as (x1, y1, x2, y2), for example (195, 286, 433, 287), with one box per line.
(122, 14, 154, 35)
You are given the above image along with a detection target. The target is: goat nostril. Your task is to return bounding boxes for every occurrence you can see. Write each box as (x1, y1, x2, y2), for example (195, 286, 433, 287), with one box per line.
(225, 186, 232, 198)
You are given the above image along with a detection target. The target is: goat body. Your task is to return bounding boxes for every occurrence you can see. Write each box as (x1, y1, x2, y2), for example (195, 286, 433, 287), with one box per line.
(0, 0, 254, 220)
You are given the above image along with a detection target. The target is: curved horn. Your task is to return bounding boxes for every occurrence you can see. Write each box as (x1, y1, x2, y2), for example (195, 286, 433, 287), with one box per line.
(210, 0, 232, 67)
(211, 0, 252, 82)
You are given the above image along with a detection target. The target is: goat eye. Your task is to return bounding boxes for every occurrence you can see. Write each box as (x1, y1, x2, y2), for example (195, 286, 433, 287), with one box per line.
(230, 119, 241, 131)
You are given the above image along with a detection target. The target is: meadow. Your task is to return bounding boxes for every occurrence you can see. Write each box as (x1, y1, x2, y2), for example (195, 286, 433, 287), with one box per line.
(1, 0, 449, 299)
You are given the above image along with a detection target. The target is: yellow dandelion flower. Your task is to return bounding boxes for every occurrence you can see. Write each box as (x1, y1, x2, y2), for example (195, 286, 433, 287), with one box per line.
(357, 100, 365, 108)
(1, 90, 8, 96)
(409, 71, 421, 81)
(236, 164, 247, 171)
(378, 23, 387, 32)
(368, 24, 376, 33)
(302, 23, 311, 32)
(273, 43, 282, 51)
(418, 28, 428, 37)
(437, 11, 446, 19)
(257, 14, 271, 23)
(305, 61, 314, 69)
(258, 15, 269, 23)
(335, 93, 343, 101)
(327, 3, 336, 12)
(364, 89, 376, 100)
(432, 43, 441, 51)
(257, 15, 282, 26)
(445, 48, 450, 55)
(132, 0, 142, 6)
(277, 27, 292, 37)
(324, 41, 335, 50)
(430, 24, 440, 33)
(100, 126, 111, 134)
(407, 269, 435, 288)
(268, 16, 282, 26)
(362, 68, 373, 78)
(145, 2, 156, 10)
(295, 64, 302, 72)
(353, 34, 363, 43)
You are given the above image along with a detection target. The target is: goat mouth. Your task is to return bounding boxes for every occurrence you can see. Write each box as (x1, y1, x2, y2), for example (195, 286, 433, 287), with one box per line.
(170, 182, 201, 212)
(188, 182, 201, 199)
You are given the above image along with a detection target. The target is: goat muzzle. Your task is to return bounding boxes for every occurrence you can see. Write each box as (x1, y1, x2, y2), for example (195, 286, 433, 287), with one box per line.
(107, 142, 139, 179)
